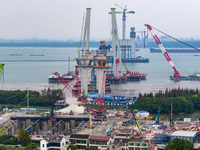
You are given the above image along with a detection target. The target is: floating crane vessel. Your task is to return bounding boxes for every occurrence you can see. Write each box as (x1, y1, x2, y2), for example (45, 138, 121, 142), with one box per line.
(145, 24, 200, 81)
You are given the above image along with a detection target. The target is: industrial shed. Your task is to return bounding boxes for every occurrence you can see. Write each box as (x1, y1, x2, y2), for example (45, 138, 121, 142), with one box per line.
(171, 131, 200, 144)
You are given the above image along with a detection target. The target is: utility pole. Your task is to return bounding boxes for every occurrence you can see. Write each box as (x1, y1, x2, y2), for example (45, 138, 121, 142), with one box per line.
(170, 97, 173, 125)
(26, 87, 30, 110)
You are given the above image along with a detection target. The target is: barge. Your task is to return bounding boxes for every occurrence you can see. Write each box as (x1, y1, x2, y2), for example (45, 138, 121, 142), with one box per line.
(48, 73, 75, 83)
(150, 48, 200, 53)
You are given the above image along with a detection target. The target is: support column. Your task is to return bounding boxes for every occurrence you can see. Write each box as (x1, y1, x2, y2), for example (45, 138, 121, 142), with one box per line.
(81, 8, 91, 55)
(25, 119, 31, 128)
(70, 120, 75, 129)
(130, 27, 136, 58)
(111, 8, 122, 76)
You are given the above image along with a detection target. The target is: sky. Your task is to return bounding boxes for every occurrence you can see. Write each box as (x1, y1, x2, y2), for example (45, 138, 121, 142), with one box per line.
(0, 0, 200, 41)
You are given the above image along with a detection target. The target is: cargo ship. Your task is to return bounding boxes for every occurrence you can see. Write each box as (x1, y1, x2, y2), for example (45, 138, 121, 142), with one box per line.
(48, 73, 75, 83)
(30, 54, 45, 56)
(150, 48, 200, 53)
(10, 54, 22, 56)
(122, 56, 149, 63)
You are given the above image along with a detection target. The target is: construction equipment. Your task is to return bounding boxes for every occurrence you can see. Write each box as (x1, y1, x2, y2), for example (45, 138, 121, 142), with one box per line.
(0, 123, 13, 134)
(53, 71, 102, 118)
(109, 4, 135, 39)
(196, 123, 200, 131)
(155, 104, 161, 125)
(123, 62, 131, 74)
(0, 63, 5, 90)
(107, 120, 115, 136)
(145, 24, 181, 78)
(126, 102, 143, 136)
(82, 95, 95, 128)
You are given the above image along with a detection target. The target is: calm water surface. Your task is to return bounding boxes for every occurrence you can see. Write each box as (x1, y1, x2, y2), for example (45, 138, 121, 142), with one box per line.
(0, 47, 200, 94)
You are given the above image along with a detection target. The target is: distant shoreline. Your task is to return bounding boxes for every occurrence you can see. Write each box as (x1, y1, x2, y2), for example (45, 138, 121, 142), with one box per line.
(0, 40, 200, 48)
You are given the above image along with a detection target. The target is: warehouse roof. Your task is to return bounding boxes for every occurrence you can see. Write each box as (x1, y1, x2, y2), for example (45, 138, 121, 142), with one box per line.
(89, 135, 111, 142)
(70, 134, 90, 139)
(138, 111, 149, 113)
(171, 131, 199, 137)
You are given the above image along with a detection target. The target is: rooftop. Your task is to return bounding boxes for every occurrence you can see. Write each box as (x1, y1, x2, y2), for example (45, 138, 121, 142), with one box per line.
(89, 135, 111, 142)
(70, 134, 90, 139)
(171, 131, 199, 137)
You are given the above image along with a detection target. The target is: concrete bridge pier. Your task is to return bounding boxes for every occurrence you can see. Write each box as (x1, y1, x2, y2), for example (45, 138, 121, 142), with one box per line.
(26, 119, 31, 128)
(70, 120, 75, 129)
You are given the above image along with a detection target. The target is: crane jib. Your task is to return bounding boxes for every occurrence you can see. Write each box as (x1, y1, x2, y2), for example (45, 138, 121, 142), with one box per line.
(145, 24, 181, 78)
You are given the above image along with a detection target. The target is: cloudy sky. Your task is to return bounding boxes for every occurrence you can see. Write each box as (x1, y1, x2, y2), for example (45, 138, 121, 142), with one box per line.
(0, 0, 199, 40)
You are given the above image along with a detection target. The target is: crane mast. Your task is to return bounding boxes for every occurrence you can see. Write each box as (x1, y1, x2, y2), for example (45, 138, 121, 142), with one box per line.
(145, 24, 181, 78)
(114, 4, 135, 39)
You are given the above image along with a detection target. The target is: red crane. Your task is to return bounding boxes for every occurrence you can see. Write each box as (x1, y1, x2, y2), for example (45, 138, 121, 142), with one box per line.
(115, 59, 120, 78)
(53, 70, 103, 118)
(123, 62, 131, 74)
(196, 123, 200, 131)
(93, 70, 106, 113)
(145, 24, 181, 78)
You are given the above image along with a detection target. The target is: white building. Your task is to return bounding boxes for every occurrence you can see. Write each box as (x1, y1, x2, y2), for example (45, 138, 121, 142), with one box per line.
(136, 111, 149, 117)
(40, 137, 67, 150)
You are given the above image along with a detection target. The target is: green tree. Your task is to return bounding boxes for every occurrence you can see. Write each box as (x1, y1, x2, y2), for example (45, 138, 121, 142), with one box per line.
(164, 138, 193, 150)
(16, 129, 31, 146)
(26, 142, 38, 150)
(68, 144, 78, 150)
(129, 136, 135, 139)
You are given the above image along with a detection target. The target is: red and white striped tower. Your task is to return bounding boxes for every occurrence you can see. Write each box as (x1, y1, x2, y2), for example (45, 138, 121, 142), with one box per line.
(145, 24, 181, 78)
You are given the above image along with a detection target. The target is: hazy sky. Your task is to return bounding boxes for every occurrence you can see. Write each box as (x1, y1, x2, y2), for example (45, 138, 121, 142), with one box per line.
(0, 0, 200, 40)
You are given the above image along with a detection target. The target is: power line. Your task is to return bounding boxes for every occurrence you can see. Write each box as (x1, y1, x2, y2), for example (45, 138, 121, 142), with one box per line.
(151, 26, 200, 51)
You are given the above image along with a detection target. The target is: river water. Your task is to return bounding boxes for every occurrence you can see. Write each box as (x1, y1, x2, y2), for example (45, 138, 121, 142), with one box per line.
(1, 47, 200, 118)
(0, 47, 200, 93)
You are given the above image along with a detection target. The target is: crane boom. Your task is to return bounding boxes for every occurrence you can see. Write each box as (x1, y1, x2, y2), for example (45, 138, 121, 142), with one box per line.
(127, 102, 143, 135)
(53, 72, 101, 118)
(145, 24, 181, 78)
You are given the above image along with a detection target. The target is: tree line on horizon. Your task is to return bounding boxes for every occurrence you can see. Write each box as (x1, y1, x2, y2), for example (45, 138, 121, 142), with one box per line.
(135, 88, 200, 114)
(0, 88, 64, 109)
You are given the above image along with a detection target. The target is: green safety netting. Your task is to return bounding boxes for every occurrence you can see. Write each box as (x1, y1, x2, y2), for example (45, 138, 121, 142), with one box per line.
(0, 63, 5, 72)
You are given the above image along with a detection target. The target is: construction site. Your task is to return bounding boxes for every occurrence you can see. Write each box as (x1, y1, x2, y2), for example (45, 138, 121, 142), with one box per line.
(1, 6, 200, 150)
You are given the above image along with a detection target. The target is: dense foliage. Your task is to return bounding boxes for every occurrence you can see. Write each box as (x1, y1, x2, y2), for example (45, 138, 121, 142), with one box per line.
(164, 138, 193, 150)
(135, 88, 200, 115)
(0, 134, 18, 145)
(0, 88, 64, 107)
(17, 129, 32, 146)
(139, 88, 199, 99)
(134, 96, 194, 114)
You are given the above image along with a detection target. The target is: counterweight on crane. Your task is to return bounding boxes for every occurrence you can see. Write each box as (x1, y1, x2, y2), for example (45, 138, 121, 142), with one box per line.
(145, 24, 181, 78)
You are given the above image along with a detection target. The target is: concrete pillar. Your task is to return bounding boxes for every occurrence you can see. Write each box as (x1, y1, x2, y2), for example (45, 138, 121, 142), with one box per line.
(111, 8, 122, 76)
(48, 120, 53, 130)
(31, 127, 34, 135)
(61, 121, 65, 131)
(130, 27, 136, 58)
(26, 119, 31, 128)
(35, 123, 40, 134)
(81, 8, 91, 55)
(70, 120, 75, 129)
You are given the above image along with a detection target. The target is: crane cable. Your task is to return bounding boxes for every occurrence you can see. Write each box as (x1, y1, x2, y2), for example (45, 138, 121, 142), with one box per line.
(151, 26, 200, 51)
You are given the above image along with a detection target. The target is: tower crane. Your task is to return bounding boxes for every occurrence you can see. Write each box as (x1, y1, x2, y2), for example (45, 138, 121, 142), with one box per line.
(108, 4, 135, 39)
(145, 24, 181, 78)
